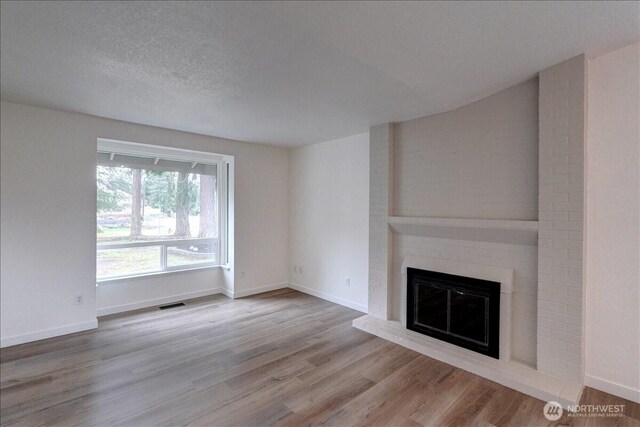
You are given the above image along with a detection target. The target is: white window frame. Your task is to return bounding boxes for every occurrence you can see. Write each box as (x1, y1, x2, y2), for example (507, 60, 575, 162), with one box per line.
(96, 138, 230, 283)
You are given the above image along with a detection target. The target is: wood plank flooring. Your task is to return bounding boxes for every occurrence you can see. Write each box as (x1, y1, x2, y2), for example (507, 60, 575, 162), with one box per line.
(1, 289, 638, 426)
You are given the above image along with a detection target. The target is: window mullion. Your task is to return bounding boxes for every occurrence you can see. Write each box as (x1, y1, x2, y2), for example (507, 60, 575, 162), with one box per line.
(161, 244, 168, 271)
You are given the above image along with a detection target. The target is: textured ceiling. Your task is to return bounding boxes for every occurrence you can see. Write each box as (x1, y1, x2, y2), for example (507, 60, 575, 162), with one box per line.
(1, 1, 638, 147)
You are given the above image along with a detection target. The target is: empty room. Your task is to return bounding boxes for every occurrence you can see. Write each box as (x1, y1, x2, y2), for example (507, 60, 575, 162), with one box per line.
(1, 1, 639, 426)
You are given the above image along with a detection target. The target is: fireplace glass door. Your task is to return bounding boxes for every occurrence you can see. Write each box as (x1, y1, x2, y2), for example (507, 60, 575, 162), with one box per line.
(407, 268, 500, 359)
(415, 282, 489, 346)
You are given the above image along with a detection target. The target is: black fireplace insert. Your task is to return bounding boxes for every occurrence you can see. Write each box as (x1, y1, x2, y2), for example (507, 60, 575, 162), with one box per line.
(406, 267, 500, 359)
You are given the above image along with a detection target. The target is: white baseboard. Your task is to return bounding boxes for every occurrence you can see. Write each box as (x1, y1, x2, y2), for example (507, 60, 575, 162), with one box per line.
(2, 282, 364, 348)
(97, 287, 225, 316)
(230, 282, 288, 298)
(288, 282, 368, 313)
(585, 375, 640, 403)
(1, 319, 98, 348)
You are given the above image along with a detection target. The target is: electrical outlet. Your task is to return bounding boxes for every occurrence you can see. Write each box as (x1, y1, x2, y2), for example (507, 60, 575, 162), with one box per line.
(298, 266, 303, 274)
(293, 265, 298, 274)
(241, 271, 246, 278)
(74, 294, 84, 305)
(345, 277, 350, 287)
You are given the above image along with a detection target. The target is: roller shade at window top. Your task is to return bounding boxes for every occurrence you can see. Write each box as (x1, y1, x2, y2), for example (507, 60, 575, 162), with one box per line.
(97, 152, 216, 175)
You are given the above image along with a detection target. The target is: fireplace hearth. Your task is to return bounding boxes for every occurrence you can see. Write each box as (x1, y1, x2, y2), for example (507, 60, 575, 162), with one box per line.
(406, 267, 501, 359)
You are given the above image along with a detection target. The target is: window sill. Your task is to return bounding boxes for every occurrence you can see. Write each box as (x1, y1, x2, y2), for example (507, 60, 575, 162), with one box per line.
(97, 264, 223, 285)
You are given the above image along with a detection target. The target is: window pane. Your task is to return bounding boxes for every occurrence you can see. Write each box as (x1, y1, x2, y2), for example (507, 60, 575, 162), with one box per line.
(97, 166, 218, 243)
(97, 246, 162, 279)
(166, 240, 218, 268)
(97, 159, 219, 279)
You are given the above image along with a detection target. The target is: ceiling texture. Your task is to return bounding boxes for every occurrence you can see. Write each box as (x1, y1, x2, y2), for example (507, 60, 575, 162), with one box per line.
(1, 1, 638, 147)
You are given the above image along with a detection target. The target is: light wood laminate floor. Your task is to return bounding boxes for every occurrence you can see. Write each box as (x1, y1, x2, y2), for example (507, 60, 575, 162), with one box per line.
(1, 289, 638, 426)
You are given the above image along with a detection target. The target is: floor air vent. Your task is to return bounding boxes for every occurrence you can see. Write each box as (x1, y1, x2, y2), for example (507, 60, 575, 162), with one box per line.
(159, 302, 185, 310)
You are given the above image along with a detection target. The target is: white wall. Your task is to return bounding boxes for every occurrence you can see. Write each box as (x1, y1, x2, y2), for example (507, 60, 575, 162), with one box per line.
(1, 103, 98, 346)
(585, 42, 640, 402)
(289, 132, 369, 312)
(96, 269, 227, 316)
(1, 101, 289, 346)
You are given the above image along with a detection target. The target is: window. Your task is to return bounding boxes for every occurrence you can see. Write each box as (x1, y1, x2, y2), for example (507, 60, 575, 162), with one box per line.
(96, 139, 229, 281)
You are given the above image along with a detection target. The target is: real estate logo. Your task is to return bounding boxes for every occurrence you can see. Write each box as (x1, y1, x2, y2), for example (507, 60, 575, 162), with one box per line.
(543, 401, 563, 421)
(566, 403, 625, 418)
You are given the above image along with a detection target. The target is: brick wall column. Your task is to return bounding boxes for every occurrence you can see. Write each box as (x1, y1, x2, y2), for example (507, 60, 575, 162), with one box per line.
(537, 55, 587, 382)
(368, 123, 394, 320)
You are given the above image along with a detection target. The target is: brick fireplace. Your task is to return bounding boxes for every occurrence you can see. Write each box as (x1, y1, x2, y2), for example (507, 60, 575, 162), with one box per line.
(354, 55, 586, 406)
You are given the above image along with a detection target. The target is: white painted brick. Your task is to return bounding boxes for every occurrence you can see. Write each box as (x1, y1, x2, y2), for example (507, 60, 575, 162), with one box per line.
(537, 55, 586, 381)
(369, 57, 585, 381)
(381, 80, 543, 362)
(394, 79, 538, 221)
(369, 124, 394, 320)
(568, 268, 582, 280)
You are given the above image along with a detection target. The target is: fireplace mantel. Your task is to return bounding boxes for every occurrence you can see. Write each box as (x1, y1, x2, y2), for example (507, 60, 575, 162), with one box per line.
(388, 216, 538, 246)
